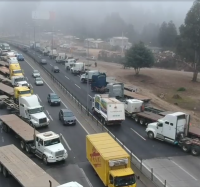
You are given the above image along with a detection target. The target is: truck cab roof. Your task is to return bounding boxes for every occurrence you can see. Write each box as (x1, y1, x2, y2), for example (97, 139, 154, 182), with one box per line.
(57, 182, 83, 187)
(37, 131, 59, 141)
(109, 168, 134, 177)
(19, 95, 40, 107)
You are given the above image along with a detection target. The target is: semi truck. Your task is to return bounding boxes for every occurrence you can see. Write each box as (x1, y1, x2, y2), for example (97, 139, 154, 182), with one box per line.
(108, 82, 151, 105)
(91, 73, 107, 93)
(11, 75, 30, 88)
(49, 49, 58, 59)
(70, 62, 85, 74)
(9, 63, 23, 78)
(80, 70, 99, 83)
(65, 58, 76, 70)
(0, 114, 67, 164)
(145, 112, 200, 156)
(43, 46, 51, 56)
(0, 144, 83, 187)
(55, 53, 67, 64)
(92, 94, 125, 125)
(86, 132, 137, 187)
(0, 94, 49, 128)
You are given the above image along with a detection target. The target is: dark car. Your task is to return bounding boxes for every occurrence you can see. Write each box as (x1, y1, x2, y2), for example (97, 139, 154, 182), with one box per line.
(52, 66, 60, 73)
(22, 47, 28, 52)
(40, 59, 47, 65)
(47, 93, 61, 106)
(17, 54, 24, 61)
(59, 109, 76, 125)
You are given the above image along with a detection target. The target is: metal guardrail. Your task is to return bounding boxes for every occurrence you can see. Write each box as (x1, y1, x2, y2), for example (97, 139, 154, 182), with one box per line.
(9, 41, 169, 187)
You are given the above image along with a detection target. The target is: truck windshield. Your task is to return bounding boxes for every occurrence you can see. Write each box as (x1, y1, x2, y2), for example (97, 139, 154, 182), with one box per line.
(13, 70, 22, 74)
(114, 174, 136, 187)
(15, 77, 25, 82)
(19, 90, 31, 95)
(28, 107, 43, 114)
(44, 138, 60, 146)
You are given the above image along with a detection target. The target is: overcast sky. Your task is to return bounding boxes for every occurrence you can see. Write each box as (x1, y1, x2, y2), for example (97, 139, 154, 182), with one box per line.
(0, 1, 194, 31)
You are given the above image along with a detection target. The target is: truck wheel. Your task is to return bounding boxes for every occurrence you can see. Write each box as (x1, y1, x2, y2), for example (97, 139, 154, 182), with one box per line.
(182, 143, 191, 153)
(3, 166, 8, 178)
(135, 117, 139, 123)
(20, 140, 25, 150)
(0, 163, 2, 173)
(147, 131, 154, 139)
(43, 155, 48, 165)
(191, 146, 200, 156)
(25, 144, 31, 153)
(139, 118, 145, 125)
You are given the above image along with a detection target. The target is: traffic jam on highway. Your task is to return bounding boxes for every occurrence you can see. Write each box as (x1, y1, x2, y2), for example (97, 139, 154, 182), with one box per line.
(0, 41, 200, 187)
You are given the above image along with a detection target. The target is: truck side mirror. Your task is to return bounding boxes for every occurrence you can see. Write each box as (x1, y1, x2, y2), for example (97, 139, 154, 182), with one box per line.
(31, 89, 33, 94)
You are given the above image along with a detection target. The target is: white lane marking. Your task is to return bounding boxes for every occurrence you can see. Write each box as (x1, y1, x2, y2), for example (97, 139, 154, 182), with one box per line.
(65, 76, 69, 80)
(49, 115, 53, 121)
(26, 77, 28, 81)
(45, 110, 53, 121)
(130, 128, 146, 141)
(75, 84, 81, 89)
(80, 168, 93, 187)
(171, 160, 198, 181)
(36, 94, 42, 102)
(2, 137, 4, 142)
(25, 59, 90, 135)
(88, 94, 92, 99)
(60, 133, 71, 151)
(30, 84, 33, 88)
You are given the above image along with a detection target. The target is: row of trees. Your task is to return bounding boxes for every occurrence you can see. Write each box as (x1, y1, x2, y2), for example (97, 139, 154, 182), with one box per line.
(124, 0, 200, 82)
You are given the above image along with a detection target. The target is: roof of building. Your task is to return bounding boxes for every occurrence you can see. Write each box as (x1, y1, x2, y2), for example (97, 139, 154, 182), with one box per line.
(111, 37, 128, 40)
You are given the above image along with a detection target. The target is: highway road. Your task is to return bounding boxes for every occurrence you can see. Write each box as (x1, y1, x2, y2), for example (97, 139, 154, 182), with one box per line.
(4, 41, 200, 187)
(0, 50, 146, 187)
(23, 48, 187, 160)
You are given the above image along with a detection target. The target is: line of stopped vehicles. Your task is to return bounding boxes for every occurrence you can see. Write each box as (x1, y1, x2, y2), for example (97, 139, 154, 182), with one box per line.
(0, 41, 200, 187)
(26, 41, 200, 156)
(0, 42, 138, 187)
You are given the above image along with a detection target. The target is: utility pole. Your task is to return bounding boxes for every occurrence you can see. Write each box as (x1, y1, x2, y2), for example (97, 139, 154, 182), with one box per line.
(86, 38, 89, 114)
(121, 32, 124, 55)
(33, 21, 36, 62)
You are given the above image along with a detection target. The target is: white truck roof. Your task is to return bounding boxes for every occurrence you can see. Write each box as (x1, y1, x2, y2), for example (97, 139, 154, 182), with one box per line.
(19, 95, 40, 107)
(127, 99, 143, 104)
(57, 182, 83, 187)
(37, 131, 60, 141)
(102, 97, 122, 104)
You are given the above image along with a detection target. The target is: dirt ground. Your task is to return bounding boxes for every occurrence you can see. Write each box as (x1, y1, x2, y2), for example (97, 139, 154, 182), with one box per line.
(89, 60, 200, 127)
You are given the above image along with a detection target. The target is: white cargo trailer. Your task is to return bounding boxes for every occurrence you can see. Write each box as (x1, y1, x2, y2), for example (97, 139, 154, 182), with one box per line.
(92, 94, 125, 125)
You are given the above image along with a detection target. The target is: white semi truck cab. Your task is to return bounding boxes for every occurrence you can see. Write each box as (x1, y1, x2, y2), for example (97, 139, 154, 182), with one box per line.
(33, 131, 68, 164)
(65, 59, 76, 70)
(11, 75, 30, 87)
(19, 95, 50, 128)
(80, 70, 99, 83)
(70, 62, 85, 74)
(146, 112, 189, 144)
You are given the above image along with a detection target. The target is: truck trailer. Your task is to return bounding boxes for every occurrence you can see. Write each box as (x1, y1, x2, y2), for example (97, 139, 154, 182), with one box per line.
(146, 112, 200, 156)
(0, 114, 67, 164)
(92, 94, 125, 125)
(0, 144, 82, 187)
(86, 132, 136, 187)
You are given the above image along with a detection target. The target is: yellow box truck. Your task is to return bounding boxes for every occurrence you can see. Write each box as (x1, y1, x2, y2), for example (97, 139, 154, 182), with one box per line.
(86, 132, 136, 187)
(9, 63, 23, 78)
